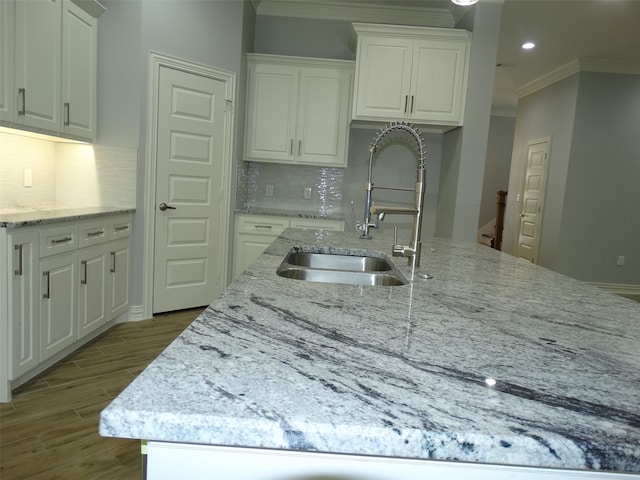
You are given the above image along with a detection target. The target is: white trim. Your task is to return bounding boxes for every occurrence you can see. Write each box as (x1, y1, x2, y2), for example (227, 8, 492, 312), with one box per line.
(143, 52, 235, 319)
(256, 0, 455, 28)
(588, 283, 640, 297)
(126, 304, 145, 322)
(515, 60, 581, 99)
(515, 57, 640, 100)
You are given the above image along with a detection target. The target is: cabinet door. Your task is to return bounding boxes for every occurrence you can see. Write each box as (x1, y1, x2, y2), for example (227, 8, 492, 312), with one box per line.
(296, 67, 351, 167)
(244, 62, 298, 163)
(61, 0, 97, 141)
(409, 39, 468, 124)
(352, 36, 412, 120)
(9, 230, 39, 379)
(108, 239, 130, 320)
(15, 0, 62, 133)
(233, 233, 278, 279)
(78, 245, 108, 338)
(40, 252, 77, 362)
(0, 0, 14, 123)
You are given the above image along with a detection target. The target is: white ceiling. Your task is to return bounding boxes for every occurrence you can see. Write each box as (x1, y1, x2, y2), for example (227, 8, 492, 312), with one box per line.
(255, 0, 640, 114)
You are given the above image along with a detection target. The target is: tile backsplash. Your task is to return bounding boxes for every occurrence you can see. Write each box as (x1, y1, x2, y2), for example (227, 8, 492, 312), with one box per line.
(0, 130, 136, 208)
(239, 161, 344, 216)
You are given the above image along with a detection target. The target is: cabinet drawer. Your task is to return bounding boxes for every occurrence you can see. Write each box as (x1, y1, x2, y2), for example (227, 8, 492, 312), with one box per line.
(39, 224, 79, 258)
(237, 215, 289, 235)
(79, 219, 108, 248)
(289, 218, 345, 231)
(108, 216, 132, 241)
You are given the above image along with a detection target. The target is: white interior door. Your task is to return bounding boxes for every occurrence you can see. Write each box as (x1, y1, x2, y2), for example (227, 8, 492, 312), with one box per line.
(517, 138, 550, 263)
(152, 66, 229, 314)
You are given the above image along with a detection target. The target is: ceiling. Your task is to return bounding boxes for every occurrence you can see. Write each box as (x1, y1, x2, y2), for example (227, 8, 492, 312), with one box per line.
(255, 0, 640, 114)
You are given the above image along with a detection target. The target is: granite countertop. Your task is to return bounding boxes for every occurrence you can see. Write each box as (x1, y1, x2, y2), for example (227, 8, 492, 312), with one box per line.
(236, 207, 345, 221)
(0, 204, 135, 228)
(99, 229, 640, 473)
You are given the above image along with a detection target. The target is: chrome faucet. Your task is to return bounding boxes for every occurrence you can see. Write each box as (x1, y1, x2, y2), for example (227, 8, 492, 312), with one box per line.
(357, 122, 427, 268)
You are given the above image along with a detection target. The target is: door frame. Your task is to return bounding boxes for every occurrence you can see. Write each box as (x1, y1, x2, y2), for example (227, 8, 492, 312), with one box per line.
(142, 51, 235, 319)
(517, 136, 551, 264)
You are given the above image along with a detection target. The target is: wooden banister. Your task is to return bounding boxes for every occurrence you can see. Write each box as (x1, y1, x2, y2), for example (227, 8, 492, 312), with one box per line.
(494, 190, 507, 251)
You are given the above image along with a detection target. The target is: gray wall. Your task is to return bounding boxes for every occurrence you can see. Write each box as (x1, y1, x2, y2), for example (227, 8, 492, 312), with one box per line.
(504, 71, 640, 285)
(479, 115, 515, 227)
(557, 72, 640, 284)
(435, 2, 502, 241)
(97, 0, 248, 312)
(503, 74, 579, 268)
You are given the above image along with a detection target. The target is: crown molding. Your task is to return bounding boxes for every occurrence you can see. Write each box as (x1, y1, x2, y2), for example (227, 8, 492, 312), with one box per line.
(514, 60, 581, 99)
(255, 0, 455, 28)
(515, 57, 640, 99)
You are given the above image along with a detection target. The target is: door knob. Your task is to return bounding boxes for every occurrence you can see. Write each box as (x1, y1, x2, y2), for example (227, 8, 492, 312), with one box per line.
(159, 202, 176, 211)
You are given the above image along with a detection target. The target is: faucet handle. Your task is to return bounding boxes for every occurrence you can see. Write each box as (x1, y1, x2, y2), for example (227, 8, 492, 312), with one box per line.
(393, 226, 398, 245)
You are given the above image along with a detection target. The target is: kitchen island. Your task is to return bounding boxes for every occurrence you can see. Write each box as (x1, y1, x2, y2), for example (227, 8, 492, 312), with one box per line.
(100, 229, 640, 479)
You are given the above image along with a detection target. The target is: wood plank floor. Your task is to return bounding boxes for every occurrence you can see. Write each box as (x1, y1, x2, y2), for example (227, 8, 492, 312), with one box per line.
(0, 307, 204, 480)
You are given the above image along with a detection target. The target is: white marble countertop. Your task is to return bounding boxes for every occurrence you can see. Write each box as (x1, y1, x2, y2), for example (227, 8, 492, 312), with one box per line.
(99, 229, 640, 473)
(0, 204, 135, 228)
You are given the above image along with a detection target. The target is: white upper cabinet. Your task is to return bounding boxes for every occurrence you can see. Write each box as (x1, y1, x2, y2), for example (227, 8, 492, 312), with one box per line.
(244, 54, 354, 167)
(0, 0, 14, 123)
(14, 0, 62, 133)
(62, 0, 97, 140)
(3, 0, 98, 141)
(351, 23, 471, 128)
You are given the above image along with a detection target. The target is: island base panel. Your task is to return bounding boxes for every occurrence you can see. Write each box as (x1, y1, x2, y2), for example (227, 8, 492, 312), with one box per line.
(146, 442, 639, 480)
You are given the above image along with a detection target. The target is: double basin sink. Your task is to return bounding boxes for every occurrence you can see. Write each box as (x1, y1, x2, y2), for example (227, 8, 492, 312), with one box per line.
(276, 248, 408, 286)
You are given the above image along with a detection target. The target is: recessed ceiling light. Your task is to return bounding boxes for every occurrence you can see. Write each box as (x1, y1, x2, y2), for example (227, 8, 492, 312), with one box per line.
(451, 0, 478, 6)
(522, 42, 536, 50)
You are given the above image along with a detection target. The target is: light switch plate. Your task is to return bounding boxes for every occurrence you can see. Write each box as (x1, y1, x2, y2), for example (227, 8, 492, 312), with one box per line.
(303, 187, 312, 199)
(265, 184, 274, 197)
(24, 168, 33, 187)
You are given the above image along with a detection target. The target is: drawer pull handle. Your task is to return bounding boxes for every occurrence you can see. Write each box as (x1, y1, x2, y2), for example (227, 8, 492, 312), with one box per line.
(254, 225, 273, 229)
(81, 260, 87, 285)
(115, 225, 129, 232)
(64, 102, 70, 126)
(14, 244, 23, 276)
(404, 95, 408, 114)
(410, 95, 415, 114)
(43, 271, 50, 299)
(87, 230, 104, 238)
(18, 88, 26, 116)
(51, 237, 72, 245)
(298, 140, 301, 156)
(110, 252, 116, 273)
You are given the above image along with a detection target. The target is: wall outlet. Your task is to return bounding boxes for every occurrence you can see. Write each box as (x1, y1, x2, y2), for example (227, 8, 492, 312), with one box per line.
(23, 168, 33, 188)
(303, 187, 312, 199)
(617, 255, 625, 266)
(265, 184, 274, 197)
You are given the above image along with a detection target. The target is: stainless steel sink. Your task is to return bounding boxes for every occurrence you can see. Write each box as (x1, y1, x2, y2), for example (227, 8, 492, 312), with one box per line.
(276, 249, 408, 286)
(281, 252, 393, 272)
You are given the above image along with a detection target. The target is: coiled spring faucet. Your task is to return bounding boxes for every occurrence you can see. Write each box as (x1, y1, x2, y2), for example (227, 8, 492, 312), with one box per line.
(357, 122, 427, 268)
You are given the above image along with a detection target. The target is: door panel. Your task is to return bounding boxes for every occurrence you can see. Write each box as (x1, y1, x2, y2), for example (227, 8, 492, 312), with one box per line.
(517, 139, 550, 263)
(153, 66, 227, 313)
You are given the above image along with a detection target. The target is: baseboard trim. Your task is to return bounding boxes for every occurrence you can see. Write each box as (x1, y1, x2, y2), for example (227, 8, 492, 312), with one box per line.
(127, 305, 146, 322)
(587, 282, 640, 296)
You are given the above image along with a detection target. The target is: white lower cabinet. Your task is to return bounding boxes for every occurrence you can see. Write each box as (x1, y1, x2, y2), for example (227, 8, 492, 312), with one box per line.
(233, 214, 344, 280)
(8, 229, 39, 379)
(40, 251, 78, 361)
(1, 213, 132, 402)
